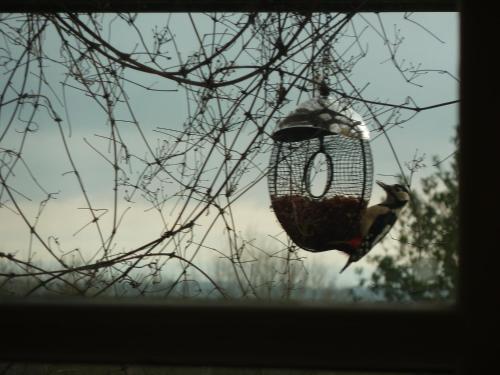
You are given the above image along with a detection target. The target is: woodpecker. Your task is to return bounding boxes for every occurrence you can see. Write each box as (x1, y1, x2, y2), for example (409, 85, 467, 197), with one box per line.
(339, 180, 411, 273)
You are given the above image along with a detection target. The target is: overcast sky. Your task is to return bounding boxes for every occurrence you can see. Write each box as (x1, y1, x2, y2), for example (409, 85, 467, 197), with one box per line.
(0, 12, 459, 290)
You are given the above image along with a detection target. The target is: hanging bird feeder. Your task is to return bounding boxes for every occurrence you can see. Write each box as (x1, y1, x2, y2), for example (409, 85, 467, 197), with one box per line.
(268, 96, 374, 253)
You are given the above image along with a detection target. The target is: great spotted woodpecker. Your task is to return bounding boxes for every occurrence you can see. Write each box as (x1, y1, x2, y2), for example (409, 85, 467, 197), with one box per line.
(339, 181, 411, 273)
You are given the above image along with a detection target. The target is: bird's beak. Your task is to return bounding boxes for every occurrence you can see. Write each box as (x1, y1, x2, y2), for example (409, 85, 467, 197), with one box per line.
(376, 180, 389, 191)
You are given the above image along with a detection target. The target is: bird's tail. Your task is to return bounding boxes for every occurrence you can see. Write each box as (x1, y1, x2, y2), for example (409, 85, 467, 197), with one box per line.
(339, 257, 354, 274)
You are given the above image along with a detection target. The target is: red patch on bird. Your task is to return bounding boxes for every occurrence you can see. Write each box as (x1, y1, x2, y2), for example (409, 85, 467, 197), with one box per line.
(346, 237, 362, 249)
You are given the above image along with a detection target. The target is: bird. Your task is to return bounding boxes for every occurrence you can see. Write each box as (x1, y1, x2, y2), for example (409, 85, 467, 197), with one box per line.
(339, 180, 411, 273)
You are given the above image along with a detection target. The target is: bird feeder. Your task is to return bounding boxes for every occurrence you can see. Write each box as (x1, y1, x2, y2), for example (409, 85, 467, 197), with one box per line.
(268, 96, 374, 253)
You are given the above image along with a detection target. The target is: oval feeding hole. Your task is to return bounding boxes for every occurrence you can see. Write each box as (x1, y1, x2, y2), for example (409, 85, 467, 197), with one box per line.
(305, 151, 333, 199)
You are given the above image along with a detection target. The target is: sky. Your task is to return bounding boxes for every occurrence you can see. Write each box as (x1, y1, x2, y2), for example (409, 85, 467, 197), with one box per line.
(0, 12, 459, 293)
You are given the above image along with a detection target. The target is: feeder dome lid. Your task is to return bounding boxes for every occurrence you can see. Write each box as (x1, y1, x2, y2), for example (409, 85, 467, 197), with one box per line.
(272, 97, 370, 142)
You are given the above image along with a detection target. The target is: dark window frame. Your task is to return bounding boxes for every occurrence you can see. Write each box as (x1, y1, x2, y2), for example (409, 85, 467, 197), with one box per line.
(1, 1, 498, 373)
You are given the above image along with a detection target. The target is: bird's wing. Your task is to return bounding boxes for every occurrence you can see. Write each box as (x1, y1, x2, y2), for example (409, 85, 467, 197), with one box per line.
(360, 204, 388, 236)
(361, 209, 397, 251)
(340, 206, 398, 274)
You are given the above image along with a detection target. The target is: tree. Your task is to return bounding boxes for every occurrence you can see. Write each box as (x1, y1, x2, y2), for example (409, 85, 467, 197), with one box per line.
(359, 138, 459, 302)
(0, 12, 458, 298)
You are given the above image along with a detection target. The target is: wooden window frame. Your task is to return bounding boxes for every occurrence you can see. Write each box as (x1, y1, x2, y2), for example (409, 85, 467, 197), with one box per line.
(1, 1, 498, 373)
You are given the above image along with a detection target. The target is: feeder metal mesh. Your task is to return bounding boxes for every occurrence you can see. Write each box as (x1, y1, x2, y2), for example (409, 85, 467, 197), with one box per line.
(268, 134, 373, 252)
